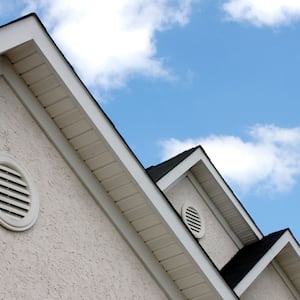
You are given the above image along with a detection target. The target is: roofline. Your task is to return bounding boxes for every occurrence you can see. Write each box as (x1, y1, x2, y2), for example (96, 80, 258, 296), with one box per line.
(0, 15, 238, 299)
(234, 229, 300, 296)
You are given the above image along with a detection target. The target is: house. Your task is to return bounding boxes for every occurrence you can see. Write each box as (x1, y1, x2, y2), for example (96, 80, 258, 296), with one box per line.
(0, 14, 299, 299)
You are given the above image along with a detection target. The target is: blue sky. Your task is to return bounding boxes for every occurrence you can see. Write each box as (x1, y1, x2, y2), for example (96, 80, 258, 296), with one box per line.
(1, 0, 300, 241)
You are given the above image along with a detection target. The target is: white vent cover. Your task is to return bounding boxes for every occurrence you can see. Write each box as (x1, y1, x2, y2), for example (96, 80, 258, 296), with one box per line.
(0, 154, 39, 231)
(181, 202, 205, 239)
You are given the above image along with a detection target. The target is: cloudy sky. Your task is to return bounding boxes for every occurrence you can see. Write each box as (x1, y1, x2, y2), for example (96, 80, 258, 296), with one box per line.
(1, 0, 300, 240)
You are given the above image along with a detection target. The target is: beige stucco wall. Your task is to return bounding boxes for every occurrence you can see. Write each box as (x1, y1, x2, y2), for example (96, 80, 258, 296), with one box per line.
(0, 77, 167, 300)
(241, 264, 296, 300)
(166, 176, 238, 269)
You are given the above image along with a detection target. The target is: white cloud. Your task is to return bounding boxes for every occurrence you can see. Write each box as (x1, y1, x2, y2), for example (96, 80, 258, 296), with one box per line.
(20, 0, 192, 90)
(222, 0, 300, 27)
(159, 124, 300, 193)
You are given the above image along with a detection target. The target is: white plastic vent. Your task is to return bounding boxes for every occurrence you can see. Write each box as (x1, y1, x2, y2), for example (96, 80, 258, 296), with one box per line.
(0, 154, 38, 231)
(182, 202, 205, 239)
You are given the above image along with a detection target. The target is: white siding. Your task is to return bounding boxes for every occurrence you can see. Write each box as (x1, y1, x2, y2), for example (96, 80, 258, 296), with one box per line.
(0, 77, 167, 300)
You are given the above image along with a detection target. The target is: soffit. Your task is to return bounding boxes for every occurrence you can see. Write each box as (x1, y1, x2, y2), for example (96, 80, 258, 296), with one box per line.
(275, 240, 300, 295)
(191, 159, 260, 245)
(0, 16, 236, 300)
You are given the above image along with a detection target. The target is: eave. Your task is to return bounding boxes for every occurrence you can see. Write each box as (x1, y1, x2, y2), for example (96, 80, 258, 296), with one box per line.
(0, 14, 238, 300)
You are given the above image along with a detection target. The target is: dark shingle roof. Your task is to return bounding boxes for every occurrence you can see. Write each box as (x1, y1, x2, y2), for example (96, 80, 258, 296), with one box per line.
(146, 147, 199, 182)
(220, 229, 287, 289)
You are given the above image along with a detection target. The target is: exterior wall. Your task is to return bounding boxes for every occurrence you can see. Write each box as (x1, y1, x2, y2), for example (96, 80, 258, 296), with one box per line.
(0, 77, 167, 300)
(241, 264, 296, 300)
(166, 176, 239, 269)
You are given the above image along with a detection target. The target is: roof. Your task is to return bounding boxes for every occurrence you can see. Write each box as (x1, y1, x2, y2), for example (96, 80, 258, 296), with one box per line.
(221, 229, 287, 289)
(0, 14, 238, 300)
(221, 229, 300, 297)
(147, 147, 198, 182)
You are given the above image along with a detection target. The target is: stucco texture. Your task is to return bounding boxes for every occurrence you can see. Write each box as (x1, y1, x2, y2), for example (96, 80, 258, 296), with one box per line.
(0, 77, 167, 299)
(241, 264, 295, 300)
(166, 176, 239, 269)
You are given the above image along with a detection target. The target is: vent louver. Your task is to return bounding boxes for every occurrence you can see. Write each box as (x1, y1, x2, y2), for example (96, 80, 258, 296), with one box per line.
(182, 203, 205, 239)
(0, 154, 39, 231)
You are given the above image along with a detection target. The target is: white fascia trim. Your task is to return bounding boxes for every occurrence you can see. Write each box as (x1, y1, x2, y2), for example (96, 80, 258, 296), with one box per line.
(156, 149, 202, 191)
(0, 56, 185, 300)
(234, 231, 300, 296)
(0, 18, 238, 299)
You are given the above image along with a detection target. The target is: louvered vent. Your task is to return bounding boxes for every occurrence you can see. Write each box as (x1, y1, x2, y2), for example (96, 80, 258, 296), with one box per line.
(0, 154, 38, 231)
(182, 202, 205, 239)
(0, 164, 30, 219)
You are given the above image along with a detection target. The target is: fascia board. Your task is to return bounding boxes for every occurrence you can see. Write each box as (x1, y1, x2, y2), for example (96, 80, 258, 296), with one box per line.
(156, 148, 203, 191)
(234, 231, 300, 296)
(0, 17, 36, 54)
(0, 17, 237, 299)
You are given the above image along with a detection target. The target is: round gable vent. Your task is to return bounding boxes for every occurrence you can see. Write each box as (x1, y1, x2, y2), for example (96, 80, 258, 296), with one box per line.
(181, 202, 205, 239)
(0, 154, 39, 231)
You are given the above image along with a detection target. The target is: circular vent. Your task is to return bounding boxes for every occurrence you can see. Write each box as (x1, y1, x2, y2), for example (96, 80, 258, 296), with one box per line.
(0, 154, 38, 231)
(181, 202, 205, 239)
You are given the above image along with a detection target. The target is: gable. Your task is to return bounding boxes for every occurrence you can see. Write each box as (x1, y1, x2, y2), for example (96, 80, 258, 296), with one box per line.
(0, 14, 238, 300)
(0, 76, 168, 299)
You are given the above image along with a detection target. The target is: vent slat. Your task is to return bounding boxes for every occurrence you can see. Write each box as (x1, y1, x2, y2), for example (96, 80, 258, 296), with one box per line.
(0, 186, 30, 203)
(182, 204, 205, 239)
(0, 203, 27, 218)
(0, 178, 29, 195)
(0, 171, 27, 187)
(0, 195, 30, 210)
(0, 165, 22, 177)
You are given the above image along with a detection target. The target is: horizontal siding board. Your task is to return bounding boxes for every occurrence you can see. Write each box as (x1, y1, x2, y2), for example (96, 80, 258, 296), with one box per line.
(116, 193, 144, 212)
(154, 244, 183, 261)
(182, 283, 211, 299)
(175, 273, 204, 290)
(109, 182, 137, 201)
(86, 151, 115, 171)
(6, 41, 36, 63)
(69, 130, 99, 149)
(13, 52, 43, 74)
(139, 223, 168, 241)
(101, 172, 130, 192)
(78, 141, 107, 161)
(29, 75, 59, 96)
(161, 253, 190, 270)
(131, 213, 161, 232)
(39, 86, 68, 107)
(22, 64, 52, 85)
(54, 109, 82, 128)
(146, 233, 174, 251)
(123, 203, 153, 222)
(168, 264, 198, 281)
(93, 161, 123, 181)
(62, 119, 91, 139)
